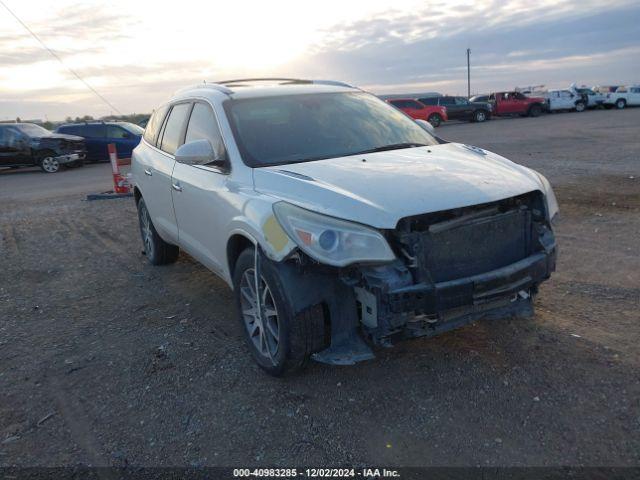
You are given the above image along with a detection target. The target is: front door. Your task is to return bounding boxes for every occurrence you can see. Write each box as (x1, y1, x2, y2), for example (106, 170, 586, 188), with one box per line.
(170, 101, 230, 274)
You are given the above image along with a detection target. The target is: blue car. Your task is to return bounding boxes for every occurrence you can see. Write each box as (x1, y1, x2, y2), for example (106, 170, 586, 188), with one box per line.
(55, 122, 143, 162)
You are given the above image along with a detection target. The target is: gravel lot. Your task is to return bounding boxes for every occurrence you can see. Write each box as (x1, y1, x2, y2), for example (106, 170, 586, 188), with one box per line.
(1, 109, 639, 468)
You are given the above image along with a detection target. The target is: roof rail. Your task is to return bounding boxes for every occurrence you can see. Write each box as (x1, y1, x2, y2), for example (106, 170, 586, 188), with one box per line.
(174, 82, 233, 96)
(216, 78, 356, 89)
(312, 79, 355, 88)
(217, 78, 311, 85)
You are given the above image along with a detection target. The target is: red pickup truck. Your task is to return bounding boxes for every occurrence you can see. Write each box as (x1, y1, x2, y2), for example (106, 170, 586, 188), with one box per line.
(488, 91, 546, 117)
(386, 98, 448, 127)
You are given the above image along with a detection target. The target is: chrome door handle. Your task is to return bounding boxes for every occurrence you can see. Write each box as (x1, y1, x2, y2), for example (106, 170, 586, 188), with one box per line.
(172, 182, 182, 192)
(144, 168, 153, 176)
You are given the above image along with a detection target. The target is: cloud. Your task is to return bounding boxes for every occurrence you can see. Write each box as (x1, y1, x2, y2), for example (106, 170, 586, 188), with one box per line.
(289, 0, 640, 94)
(1, 0, 639, 119)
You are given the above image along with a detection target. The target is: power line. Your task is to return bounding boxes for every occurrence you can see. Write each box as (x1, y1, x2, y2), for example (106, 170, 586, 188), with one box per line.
(0, 0, 122, 115)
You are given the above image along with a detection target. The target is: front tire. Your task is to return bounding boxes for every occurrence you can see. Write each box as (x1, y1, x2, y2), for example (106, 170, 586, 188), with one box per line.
(616, 99, 626, 109)
(233, 247, 324, 376)
(575, 101, 586, 112)
(473, 110, 487, 122)
(427, 114, 442, 127)
(137, 198, 179, 265)
(39, 154, 60, 173)
(528, 104, 542, 117)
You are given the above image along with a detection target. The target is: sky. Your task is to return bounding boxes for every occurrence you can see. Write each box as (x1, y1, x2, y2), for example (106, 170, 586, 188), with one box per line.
(1, 0, 639, 120)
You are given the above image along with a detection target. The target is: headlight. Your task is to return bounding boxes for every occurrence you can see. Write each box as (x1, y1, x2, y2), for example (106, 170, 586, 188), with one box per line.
(273, 202, 396, 267)
(534, 172, 559, 222)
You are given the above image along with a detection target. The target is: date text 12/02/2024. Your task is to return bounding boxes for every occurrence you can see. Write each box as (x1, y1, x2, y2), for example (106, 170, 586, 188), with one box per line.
(232, 468, 400, 478)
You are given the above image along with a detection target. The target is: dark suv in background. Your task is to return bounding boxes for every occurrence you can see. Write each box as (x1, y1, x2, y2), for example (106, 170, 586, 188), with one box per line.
(419, 96, 492, 122)
(0, 123, 85, 173)
(55, 121, 143, 162)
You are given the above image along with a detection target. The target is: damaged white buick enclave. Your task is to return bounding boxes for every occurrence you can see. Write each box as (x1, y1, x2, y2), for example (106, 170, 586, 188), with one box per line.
(132, 78, 558, 375)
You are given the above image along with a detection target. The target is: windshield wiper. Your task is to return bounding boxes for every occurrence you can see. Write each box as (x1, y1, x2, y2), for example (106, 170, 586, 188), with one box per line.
(351, 143, 428, 156)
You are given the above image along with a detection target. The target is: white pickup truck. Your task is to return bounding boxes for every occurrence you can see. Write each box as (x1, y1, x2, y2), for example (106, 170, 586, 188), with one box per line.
(570, 84, 606, 108)
(542, 89, 586, 112)
(604, 85, 640, 109)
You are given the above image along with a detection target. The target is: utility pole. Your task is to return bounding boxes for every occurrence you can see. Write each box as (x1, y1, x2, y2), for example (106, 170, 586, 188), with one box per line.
(466, 48, 471, 99)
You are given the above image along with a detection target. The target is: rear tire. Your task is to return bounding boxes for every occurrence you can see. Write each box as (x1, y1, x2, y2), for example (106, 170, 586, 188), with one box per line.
(233, 247, 325, 376)
(528, 104, 542, 117)
(427, 114, 442, 127)
(137, 198, 179, 265)
(616, 99, 626, 109)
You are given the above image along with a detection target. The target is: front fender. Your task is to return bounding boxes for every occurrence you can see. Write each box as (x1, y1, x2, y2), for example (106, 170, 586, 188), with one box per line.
(226, 196, 298, 264)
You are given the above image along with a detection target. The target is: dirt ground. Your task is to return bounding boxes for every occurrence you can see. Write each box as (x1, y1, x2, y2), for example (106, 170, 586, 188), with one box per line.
(1, 108, 639, 468)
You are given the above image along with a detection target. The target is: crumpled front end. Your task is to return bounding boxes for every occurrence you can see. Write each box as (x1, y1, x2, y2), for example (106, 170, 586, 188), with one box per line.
(345, 190, 556, 348)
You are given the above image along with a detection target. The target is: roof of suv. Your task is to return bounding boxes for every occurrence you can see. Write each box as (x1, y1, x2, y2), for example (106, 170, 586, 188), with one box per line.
(173, 78, 359, 101)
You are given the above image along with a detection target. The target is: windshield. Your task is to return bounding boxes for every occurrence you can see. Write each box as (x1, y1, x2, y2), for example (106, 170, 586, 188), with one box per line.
(17, 124, 51, 137)
(224, 92, 439, 167)
(120, 122, 144, 135)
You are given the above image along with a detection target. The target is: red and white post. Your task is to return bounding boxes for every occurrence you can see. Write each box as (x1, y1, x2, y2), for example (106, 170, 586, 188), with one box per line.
(108, 143, 131, 194)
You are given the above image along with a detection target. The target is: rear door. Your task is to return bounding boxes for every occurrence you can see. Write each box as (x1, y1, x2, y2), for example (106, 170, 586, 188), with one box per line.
(141, 102, 192, 243)
(0, 126, 30, 166)
(82, 124, 108, 161)
(439, 97, 459, 119)
(170, 101, 229, 274)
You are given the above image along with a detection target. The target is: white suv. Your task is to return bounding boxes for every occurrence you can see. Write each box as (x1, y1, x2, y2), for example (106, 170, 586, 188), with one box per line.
(132, 78, 558, 375)
(604, 85, 640, 109)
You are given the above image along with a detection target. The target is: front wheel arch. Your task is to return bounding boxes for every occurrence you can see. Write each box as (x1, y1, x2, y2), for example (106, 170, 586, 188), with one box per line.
(227, 233, 255, 285)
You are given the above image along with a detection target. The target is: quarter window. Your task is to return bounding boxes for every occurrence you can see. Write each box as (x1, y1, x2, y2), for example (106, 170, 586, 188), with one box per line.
(160, 103, 192, 155)
(143, 104, 169, 146)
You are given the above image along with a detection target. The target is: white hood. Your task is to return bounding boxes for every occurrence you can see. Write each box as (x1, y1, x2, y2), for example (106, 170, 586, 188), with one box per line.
(253, 143, 545, 229)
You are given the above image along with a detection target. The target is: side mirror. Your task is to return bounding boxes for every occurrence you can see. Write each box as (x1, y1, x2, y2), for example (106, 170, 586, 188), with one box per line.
(175, 139, 227, 168)
(415, 119, 435, 134)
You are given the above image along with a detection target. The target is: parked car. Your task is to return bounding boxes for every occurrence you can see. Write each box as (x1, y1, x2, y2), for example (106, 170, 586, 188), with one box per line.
(0, 123, 85, 173)
(132, 78, 558, 375)
(570, 85, 606, 108)
(418, 96, 491, 122)
(385, 98, 448, 127)
(603, 85, 640, 109)
(55, 121, 143, 162)
(488, 91, 547, 117)
(536, 89, 586, 112)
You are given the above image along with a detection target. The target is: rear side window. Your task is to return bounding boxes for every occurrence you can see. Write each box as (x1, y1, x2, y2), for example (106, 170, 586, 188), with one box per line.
(159, 103, 192, 155)
(184, 102, 226, 163)
(440, 97, 455, 105)
(59, 125, 82, 136)
(107, 125, 129, 139)
(391, 100, 420, 109)
(82, 125, 106, 138)
(143, 105, 169, 146)
(418, 97, 437, 105)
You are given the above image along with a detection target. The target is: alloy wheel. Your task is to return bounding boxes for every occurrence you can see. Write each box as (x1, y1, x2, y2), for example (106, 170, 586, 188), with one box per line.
(139, 203, 154, 258)
(239, 268, 280, 363)
(41, 157, 59, 173)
